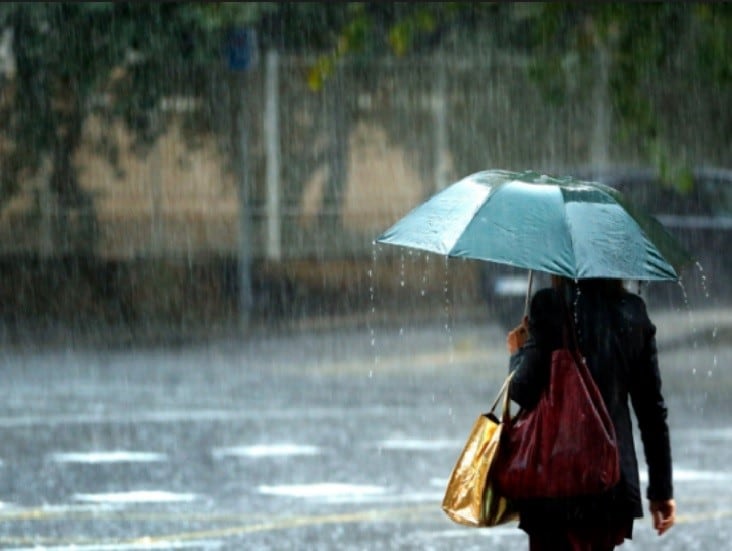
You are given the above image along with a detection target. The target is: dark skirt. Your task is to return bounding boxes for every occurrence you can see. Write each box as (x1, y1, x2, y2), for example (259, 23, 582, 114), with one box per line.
(518, 488, 636, 551)
(525, 516, 632, 551)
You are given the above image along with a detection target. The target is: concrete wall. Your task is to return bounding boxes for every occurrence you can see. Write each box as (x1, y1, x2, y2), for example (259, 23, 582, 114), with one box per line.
(2, 54, 728, 261)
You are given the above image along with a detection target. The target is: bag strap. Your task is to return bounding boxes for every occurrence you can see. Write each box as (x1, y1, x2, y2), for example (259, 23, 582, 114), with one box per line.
(489, 371, 514, 415)
(560, 287, 613, 430)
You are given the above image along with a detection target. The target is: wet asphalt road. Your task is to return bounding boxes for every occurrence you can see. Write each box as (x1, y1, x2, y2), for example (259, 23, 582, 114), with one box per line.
(0, 307, 730, 550)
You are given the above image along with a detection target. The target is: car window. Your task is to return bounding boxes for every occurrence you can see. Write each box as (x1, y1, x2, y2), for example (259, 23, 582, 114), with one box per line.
(614, 177, 709, 216)
(585, 169, 732, 217)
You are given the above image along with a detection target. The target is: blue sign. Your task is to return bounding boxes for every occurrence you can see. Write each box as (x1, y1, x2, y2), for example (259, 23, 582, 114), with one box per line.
(226, 28, 258, 72)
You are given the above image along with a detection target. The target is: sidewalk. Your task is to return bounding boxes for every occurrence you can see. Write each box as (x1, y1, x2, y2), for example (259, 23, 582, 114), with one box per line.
(1, 301, 731, 353)
(358, 304, 732, 377)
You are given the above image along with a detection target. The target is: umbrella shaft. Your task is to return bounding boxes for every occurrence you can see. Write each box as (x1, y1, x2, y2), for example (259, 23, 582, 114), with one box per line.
(524, 270, 534, 317)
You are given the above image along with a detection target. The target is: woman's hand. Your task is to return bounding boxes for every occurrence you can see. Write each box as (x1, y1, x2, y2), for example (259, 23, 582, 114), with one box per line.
(650, 499, 676, 535)
(506, 316, 529, 354)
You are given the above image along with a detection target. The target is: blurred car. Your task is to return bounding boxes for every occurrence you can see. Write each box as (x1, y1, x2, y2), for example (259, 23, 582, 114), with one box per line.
(480, 166, 732, 328)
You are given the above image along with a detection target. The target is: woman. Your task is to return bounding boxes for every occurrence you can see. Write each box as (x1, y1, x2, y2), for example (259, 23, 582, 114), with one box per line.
(506, 276, 676, 550)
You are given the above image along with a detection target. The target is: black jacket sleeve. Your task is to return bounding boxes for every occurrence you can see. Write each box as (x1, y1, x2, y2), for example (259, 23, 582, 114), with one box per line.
(625, 299, 674, 501)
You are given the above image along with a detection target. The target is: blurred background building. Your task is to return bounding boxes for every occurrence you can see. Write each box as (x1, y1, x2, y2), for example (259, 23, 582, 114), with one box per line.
(0, 4, 730, 338)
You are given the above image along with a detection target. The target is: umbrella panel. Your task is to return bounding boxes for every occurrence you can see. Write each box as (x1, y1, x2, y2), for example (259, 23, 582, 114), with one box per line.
(377, 170, 689, 281)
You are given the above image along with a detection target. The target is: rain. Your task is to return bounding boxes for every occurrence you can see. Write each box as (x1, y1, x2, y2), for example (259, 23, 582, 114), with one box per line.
(0, 3, 731, 550)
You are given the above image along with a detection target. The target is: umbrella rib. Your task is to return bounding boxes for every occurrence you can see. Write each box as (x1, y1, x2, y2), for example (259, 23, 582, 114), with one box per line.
(557, 186, 580, 278)
(443, 179, 498, 256)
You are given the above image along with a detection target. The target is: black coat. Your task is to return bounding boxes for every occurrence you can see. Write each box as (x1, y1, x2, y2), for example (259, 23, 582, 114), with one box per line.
(508, 286, 673, 529)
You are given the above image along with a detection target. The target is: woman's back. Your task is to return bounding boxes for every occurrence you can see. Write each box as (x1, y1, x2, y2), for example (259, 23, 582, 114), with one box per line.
(509, 279, 672, 529)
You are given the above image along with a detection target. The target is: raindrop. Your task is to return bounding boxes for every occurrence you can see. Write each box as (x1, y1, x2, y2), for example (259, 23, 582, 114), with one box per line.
(677, 277, 690, 306)
(694, 261, 711, 301)
(573, 284, 581, 328)
(442, 257, 454, 354)
(368, 243, 381, 371)
(675, 277, 700, 367)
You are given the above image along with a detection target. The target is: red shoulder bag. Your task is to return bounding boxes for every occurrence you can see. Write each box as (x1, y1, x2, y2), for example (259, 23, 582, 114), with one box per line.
(494, 318, 620, 500)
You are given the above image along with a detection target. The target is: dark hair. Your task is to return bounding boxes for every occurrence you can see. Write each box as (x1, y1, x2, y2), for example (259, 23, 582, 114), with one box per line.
(552, 277, 627, 356)
(578, 278, 626, 300)
(552, 276, 626, 303)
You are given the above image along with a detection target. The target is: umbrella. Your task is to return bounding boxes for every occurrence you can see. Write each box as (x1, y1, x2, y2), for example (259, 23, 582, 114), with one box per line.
(376, 169, 691, 282)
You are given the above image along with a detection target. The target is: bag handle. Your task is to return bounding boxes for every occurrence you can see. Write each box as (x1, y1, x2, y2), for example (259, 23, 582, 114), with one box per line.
(490, 371, 514, 418)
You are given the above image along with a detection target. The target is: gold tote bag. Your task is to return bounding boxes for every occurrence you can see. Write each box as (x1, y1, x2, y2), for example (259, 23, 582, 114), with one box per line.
(442, 373, 518, 527)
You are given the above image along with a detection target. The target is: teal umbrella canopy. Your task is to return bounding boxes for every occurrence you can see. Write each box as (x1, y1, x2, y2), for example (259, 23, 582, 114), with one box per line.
(376, 169, 691, 281)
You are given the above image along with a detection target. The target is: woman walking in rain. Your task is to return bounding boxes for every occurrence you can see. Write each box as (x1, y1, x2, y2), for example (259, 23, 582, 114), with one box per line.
(506, 276, 676, 550)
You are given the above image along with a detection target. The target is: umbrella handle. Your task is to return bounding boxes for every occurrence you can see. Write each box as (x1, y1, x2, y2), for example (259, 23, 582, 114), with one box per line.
(523, 270, 534, 317)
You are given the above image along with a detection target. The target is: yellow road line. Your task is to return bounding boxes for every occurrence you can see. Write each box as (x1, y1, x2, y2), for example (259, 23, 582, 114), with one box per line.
(0, 505, 728, 547)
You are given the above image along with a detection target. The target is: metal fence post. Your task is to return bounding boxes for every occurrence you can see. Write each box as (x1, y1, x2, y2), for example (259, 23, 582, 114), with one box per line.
(264, 50, 281, 261)
(226, 28, 258, 329)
